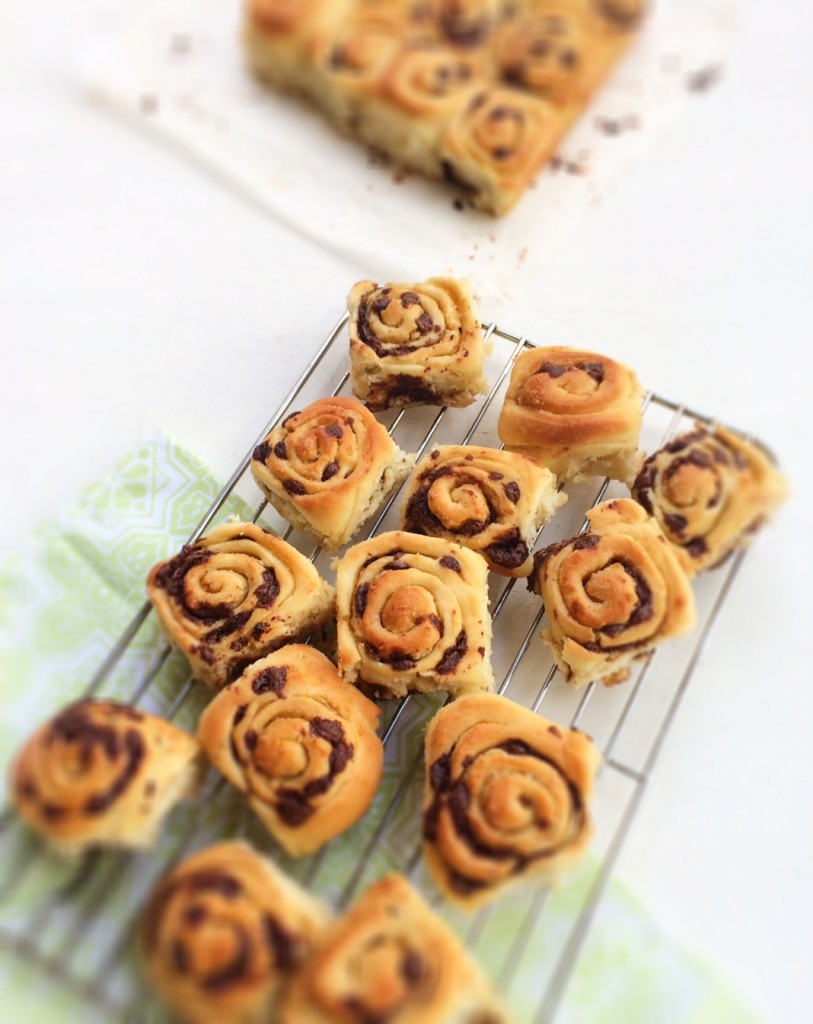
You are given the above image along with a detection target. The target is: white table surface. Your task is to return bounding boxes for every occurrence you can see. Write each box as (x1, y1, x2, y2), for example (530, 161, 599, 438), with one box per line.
(2, 1, 812, 1021)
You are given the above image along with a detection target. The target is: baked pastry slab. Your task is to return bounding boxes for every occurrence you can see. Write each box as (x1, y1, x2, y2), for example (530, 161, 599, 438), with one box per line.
(632, 423, 788, 576)
(528, 498, 695, 687)
(278, 873, 509, 1024)
(335, 529, 494, 699)
(402, 443, 566, 576)
(198, 645, 384, 856)
(250, 396, 413, 553)
(142, 840, 331, 1024)
(347, 276, 488, 411)
(10, 699, 205, 856)
(243, 0, 649, 214)
(146, 521, 335, 690)
(423, 692, 599, 907)
(497, 344, 644, 483)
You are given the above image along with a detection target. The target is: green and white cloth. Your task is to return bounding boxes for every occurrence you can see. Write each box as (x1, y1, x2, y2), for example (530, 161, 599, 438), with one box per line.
(0, 435, 755, 1023)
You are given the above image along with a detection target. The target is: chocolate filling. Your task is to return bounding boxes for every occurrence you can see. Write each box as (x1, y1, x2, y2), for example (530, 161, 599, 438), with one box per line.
(436, 630, 468, 674)
(154, 545, 233, 621)
(252, 666, 287, 696)
(204, 611, 251, 645)
(254, 567, 280, 608)
(274, 721, 355, 826)
(484, 527, 529, 570)
(252, 440, 271, 463)
(283, 479, 307, 496)
(264, 913, 298, 971)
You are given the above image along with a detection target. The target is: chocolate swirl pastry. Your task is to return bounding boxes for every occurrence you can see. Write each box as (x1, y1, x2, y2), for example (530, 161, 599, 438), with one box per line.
(632, 424, 788, 576)
(307, 6, 426, 127)
(493, 7, 600, 105)
(401, 444, 566, 577)
(347, 276, 488, 411)
(278, 873, 508, 1024)
(147, 522, 334, 690)
(10, 699, 205, 856)
(497, 344, 644, 483)
(358, 43, 486, 174)
(142, 841, 330, 1024)
(198, 645, 383, 856)
(251, 396, 413, 553)
(423, 692, 599, 906)
(528, 498, 695, 687)
(439, 87, 561, 215)
(335, 530, 494, 699)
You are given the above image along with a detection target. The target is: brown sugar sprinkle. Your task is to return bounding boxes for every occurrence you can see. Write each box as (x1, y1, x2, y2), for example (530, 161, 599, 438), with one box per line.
(686, 65, 723, 93)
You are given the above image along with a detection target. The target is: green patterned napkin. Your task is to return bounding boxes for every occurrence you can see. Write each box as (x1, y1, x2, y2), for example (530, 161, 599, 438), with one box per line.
(0, 435, 754, 1023)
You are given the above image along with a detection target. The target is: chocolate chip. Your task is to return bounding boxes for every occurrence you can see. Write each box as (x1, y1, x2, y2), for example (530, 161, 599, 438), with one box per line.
(322, 461, 340, 481)
(254, 567, 280, 608)
(324, 423, 343, 439)
(272, 440, 287, 460)
(503, 481, 521, 503)
(439, 555, 462, 573)
(252, 666, 287, 695)
(283, 480, 307, 496)
(253, 440, 271, 463)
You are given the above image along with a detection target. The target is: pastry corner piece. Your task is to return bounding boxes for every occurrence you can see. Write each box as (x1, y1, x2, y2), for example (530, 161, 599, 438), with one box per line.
(198, 644, 383, 856)
(401, 443, 566, 577)
(423, 692, 599, 908)
(497, 344, 644, 484)
(146, 521, 335, 689)
(9, 699, 205, 856)
(278, 873, 511, 1024)
(529, 498, 695, 688)
(632, 422, 788, 576)
(347, 276, 488, 411)
(335, 530, 494, 699)
(250, 395, 414, 553)
(142, 840, 330, 1024)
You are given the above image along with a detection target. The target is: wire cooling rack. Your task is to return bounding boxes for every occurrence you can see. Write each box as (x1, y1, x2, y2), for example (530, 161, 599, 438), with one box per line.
(0, 314, 766, 1022)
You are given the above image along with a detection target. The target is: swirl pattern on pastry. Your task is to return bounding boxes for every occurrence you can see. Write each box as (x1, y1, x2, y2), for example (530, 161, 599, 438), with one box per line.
(142, 841, 330, 1024)
(528, 498, 695, 687)
(423, 692, 599, 905)
(497, 344, 643, 483)
(439, 87, 561, 215)
(335, 530, 494, 699)
(198, 645, 383, 856)
(147, 522, 335, 690)
(347, 276, 487, 411)
(10, 699, 204, 855)
(632, 424, 788, 576)
(494, 8, 598, 104)
(381, 43, 485, 118)
(251, 396, 413, 552)
(401, 444, 566, 576)
(278, 873, 508, 1024)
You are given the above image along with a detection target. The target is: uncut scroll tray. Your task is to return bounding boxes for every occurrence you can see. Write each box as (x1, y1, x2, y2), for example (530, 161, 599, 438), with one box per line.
(0, 314, 759, 1022)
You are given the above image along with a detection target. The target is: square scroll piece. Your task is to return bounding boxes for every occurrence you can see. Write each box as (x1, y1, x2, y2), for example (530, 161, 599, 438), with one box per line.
(243, 0, 649, 215)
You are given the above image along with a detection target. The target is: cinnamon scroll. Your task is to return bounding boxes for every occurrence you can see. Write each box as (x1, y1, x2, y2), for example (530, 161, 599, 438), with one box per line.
(278, 873, 508, 1024)
(632, 423, 788, 575)
(198, 645, 383, 856)
(497, 345, 644, 483)
(335, 530, 494, 699)
(528, 498, 695, 687)
(146, 522, 334, 690)
(251, 396, 413, 553)
(142, 841, 330, 1024)
(10, 699, 205, 855)
(347, 276, 488, 411)
(423, 692, 599, 907)
(401, 444, 566, 576)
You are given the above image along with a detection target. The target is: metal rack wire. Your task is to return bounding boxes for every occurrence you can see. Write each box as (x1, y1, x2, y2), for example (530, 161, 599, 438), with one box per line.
(0, 314, 762, 1022)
